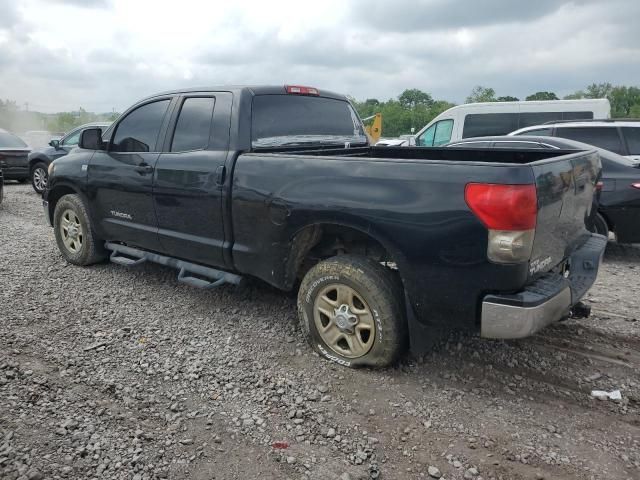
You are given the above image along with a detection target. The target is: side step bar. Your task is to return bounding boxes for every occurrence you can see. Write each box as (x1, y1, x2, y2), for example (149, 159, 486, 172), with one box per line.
(104, 242, 242, 289)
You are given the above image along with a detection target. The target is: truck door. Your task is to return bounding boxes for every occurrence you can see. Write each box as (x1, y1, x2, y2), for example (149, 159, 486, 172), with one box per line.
(153, 92, 232, 268)
(87, 97, 174, 251)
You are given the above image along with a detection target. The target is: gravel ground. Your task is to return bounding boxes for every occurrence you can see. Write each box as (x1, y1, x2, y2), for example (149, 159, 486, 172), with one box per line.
(1, 182, 639, 480)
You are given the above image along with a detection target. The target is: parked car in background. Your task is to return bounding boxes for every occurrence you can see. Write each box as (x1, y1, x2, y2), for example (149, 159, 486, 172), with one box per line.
(447, 135, 640, 243)
(510, 119, 640, 163)
(28, 122, 112, 193)
(22, 130, 53, 150)
(0, 128, 31, 183)
(413, 99, 610, 147)
(0, 166, 4, 206)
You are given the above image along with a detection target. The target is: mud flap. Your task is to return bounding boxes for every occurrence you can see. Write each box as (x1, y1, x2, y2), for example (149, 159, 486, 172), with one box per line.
(405, 291, 449, 357)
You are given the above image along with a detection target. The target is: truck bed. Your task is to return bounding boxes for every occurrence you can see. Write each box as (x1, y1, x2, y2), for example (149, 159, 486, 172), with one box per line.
(232, 146, 601, 331)
(255, 145, 582, 164)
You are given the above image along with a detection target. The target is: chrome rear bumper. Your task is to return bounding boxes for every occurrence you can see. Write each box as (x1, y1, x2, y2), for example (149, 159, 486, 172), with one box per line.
(481, 287, 571, 339)
(480, 234, 607, 340)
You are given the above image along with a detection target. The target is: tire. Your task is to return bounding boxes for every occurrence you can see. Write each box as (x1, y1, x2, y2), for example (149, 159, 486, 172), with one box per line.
(297, 255, 407, 368)
(31, 162, 49, 194)
(589, 212, 609, 237)
(53, 194, 107, 265)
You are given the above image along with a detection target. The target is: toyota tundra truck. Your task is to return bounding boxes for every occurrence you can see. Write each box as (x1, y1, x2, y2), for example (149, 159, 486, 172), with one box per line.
(43, 85, 606, 368)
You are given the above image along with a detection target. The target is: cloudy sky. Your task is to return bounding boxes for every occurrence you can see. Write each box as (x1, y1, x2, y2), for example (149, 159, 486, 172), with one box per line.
(0, 0, 638, 113)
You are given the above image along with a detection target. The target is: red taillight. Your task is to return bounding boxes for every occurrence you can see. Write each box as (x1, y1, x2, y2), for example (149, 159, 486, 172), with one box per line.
(465, 183, 537, 231)
(285, 85, 319, 96)
(596, 181, 604, 191)
(632, 182, 640, 189)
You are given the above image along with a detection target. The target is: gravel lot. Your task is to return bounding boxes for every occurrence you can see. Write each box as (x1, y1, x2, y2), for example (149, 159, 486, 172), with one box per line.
(1, 182, 639, 480)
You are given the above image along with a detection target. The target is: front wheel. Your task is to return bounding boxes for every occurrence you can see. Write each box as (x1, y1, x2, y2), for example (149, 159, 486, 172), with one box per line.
(53, 194, 107, 265)
(31, 162, 49, 194)
(297, 255, 407, 368)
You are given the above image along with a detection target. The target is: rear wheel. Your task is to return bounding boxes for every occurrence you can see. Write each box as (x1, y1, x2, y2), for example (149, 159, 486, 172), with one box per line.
(297, 255, 407, 368)
(589, 212, 609, 237)
(53, 194, 107, 265)
(31, 162, 48, 194)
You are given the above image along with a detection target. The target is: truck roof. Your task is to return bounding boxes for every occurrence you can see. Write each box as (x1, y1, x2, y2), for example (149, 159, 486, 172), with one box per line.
(139, 85, 349, 103)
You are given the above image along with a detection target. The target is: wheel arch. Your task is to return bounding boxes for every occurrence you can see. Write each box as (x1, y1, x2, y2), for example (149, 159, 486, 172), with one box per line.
(46, 183, 88, 226)
(28, 155, 50, 170)
(284, 220, 408, 291)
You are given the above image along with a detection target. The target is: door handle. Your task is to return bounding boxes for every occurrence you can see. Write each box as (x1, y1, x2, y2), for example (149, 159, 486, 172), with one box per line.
(135, 164, 154, 174)
(215, 165, 226, 185)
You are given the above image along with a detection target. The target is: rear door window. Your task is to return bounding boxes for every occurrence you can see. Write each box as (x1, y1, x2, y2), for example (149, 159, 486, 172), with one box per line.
(462, 113, 519, 138)
(171, 97, 215, 152)
(621, 127, 640, 155)
(555, 127, 625, 154)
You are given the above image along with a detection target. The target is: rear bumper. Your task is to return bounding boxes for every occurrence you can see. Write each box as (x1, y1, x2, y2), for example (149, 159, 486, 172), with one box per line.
(2, 167, 29, 179)
(481, 234, 607, 339)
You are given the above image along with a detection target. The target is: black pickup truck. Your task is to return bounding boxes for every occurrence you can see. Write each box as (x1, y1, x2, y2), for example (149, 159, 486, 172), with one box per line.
(43, 85, 607, 368)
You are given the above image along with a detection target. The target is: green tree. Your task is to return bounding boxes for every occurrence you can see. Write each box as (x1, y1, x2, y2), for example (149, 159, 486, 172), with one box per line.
(563, 91, 585, 100)
(585, 82, 613, 99)
(526, 91, 559, 101)
(496, 96, 519, 102)
(608, 86, 640, 117)
(466, 86, 496, 103)
(398, 89, 434, 109)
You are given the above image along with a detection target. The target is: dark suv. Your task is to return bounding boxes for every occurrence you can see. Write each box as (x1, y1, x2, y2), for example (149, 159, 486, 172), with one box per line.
(28, 122, 111, 193)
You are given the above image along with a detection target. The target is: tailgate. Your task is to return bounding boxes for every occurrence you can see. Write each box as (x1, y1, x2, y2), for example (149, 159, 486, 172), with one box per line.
(528, 150, 601, 278)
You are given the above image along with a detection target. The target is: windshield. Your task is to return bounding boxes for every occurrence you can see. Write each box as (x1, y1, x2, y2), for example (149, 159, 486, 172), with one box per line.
(251, 95, 367, 148)
(0, 132, 28, 148)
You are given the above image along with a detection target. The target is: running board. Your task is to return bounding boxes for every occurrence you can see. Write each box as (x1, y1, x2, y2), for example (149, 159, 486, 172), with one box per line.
(104, 242, 242, 289)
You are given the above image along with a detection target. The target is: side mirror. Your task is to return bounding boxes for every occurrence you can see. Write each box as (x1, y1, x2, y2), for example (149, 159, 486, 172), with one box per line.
(79, 128, 103, 150)
(49, 139, 60, 149)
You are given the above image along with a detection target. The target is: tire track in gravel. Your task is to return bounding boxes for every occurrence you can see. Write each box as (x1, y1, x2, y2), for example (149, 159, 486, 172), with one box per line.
(3, 182, 640, 480)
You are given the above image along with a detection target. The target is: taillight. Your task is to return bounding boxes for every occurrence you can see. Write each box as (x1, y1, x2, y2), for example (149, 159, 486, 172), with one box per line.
(596, 181, 604, 191)
(285, 85, 319, 95)
(465, 183, 537, 264)
(632, 182, 640, 189)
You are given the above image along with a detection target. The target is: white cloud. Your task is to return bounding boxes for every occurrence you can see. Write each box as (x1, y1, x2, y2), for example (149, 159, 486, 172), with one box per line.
(0, 0, 638, 112)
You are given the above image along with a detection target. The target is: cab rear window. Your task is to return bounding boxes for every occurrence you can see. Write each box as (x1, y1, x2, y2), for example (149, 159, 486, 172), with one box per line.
(251, 95, 366, 148)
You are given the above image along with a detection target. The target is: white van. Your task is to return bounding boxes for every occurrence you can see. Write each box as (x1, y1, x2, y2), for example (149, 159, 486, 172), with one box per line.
(413, 99, 611, 147)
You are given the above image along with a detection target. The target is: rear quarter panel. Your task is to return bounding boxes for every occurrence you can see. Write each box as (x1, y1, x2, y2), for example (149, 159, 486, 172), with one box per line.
(231, 153, 536, 328)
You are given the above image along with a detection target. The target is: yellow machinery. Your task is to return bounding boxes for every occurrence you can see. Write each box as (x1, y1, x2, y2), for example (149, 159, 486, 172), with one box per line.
(362, 113, 382, 144)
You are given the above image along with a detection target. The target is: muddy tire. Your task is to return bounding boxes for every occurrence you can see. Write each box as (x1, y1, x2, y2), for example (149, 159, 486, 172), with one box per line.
(297, 255, 407, 368)
(53, 194, 107, 266)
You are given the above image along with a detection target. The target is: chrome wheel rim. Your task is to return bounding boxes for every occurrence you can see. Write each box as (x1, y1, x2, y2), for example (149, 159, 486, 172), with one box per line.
(60, 209, 83, 253)
(33, 168, 47, 191)
(313, 283, 375, 359)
